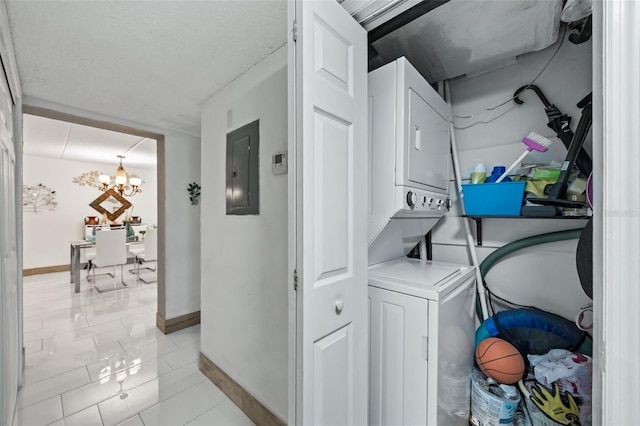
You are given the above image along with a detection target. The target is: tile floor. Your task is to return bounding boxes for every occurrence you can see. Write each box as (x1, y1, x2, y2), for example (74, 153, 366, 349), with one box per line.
(15, 268, 253, 426)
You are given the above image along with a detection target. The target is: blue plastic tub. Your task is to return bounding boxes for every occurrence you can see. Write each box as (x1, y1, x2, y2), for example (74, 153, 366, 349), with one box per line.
(462, 181, 526, 216)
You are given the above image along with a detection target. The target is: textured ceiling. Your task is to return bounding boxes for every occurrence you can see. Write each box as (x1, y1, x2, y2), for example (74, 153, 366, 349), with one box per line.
(6, 0, 288, 137)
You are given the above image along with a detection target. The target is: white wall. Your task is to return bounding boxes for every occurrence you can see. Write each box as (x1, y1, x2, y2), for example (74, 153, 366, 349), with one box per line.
(163, 134, 201, 319)
(22, 154, 157, 269)
(431, 33, 593, 321)
(200, 46, 288, 421)
(23, 96, 201, 320)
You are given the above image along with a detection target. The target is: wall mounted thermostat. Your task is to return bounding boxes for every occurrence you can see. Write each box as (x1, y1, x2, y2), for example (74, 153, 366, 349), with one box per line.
(272, 150, 288, 175)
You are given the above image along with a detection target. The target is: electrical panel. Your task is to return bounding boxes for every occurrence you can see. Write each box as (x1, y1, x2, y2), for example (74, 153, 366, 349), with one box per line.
(226, 119, 259, 215)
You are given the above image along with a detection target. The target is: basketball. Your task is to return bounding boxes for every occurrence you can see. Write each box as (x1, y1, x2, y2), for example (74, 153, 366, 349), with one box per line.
(475, 337, 525, 384)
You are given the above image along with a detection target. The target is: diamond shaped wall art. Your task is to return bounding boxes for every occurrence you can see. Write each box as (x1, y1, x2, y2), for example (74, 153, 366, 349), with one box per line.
(89, 188, 132, 222)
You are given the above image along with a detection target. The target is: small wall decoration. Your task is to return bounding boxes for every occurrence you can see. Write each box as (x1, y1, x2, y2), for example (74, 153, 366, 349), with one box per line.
(23, 184, 58, 213)
(188, 182, 201, 205)
(72, 170, 103, 189)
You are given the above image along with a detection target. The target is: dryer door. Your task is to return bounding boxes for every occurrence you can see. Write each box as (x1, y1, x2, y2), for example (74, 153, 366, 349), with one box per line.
(407, 88, 450, 192)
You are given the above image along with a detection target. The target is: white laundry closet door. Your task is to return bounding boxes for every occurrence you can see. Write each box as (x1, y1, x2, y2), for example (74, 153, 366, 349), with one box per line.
(290, 0, 368, 424)
(0, 66, 18, 426)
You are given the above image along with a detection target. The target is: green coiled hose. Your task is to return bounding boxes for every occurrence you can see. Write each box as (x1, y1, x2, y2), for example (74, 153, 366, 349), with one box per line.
(476, 228, 585, 320)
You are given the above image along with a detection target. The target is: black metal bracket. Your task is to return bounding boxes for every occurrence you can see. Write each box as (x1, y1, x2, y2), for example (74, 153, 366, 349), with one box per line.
(465, 215, 590, 247)
(407, 231, 434, 259)
(471, 218, 483, 246)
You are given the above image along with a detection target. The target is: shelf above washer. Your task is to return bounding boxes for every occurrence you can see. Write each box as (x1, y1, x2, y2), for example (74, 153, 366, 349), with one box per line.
(462, 215, 590, 246)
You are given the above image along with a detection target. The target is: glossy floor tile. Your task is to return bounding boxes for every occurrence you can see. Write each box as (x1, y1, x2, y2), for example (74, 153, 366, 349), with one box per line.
(185, 400, 254, 426)
(15, 270, 254, 426)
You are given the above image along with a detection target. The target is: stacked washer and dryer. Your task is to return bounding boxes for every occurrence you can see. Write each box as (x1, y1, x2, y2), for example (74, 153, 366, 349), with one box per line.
(368, 57, 477, 426)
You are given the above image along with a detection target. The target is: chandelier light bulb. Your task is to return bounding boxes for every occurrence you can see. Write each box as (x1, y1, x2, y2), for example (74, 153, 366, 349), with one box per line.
(115, 167, 127, 185)
(115, 155, 128, 185)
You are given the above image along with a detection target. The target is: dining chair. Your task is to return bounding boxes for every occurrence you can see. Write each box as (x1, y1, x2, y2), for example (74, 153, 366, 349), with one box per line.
(129, 226, 157, 284)
(86, 228, 108, 282)
(85, 225, 111, 280)
(88, 228, 128, 292)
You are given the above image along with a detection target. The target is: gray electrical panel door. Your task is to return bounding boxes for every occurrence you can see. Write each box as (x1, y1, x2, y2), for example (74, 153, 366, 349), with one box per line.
(226, 119, 259, 215)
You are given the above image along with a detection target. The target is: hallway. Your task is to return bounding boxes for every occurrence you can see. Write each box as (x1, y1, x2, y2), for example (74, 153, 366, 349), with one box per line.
(16, 271, 252, 426)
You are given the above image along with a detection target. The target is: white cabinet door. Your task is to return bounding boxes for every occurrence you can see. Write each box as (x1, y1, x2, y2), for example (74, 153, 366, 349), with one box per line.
(0, 66, 18, 426)
(369, 287, 429, 426)
(289, 0, 368, 424)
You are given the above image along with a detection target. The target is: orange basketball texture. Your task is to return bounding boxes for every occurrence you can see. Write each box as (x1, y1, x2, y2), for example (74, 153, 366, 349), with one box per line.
(475, 337, 525, 384)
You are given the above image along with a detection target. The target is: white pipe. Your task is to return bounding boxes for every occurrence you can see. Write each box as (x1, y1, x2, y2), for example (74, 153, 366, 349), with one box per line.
(445, 81, 490, 320)
(419, 235, 427, 261)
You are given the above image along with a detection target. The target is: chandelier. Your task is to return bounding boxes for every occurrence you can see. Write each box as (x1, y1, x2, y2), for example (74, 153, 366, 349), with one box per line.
(98, 155, 142, 197)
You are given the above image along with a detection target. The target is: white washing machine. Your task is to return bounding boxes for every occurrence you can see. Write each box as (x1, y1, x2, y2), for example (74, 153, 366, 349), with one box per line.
(367, 58, 477, 425)
(369, 258, 476, 426)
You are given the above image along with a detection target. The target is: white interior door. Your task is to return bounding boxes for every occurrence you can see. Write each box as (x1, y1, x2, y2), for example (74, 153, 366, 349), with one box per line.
(0, 66, 18, 426)
(289, 1, 367, 424)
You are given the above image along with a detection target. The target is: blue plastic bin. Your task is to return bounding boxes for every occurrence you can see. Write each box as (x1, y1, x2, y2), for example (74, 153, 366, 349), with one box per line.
(462, 181, 526, 216)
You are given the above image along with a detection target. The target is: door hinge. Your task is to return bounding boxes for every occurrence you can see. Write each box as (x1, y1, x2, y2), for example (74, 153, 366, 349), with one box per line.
(293, 269, 298, 291)
(292, 20, 297, 42)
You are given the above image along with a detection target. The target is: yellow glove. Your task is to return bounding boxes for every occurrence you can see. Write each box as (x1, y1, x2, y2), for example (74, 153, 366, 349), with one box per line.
(530, 382, 581, 426)
(525, 180, 555, 198)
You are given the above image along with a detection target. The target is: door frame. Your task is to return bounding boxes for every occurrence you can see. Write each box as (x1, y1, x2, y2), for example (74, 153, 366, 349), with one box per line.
(285, 1, 639, 424)
(20, 105, 166, 321)
(286, 2, 298, 425)
(0, 2, 23, 424)
(592, 1, 640, 423)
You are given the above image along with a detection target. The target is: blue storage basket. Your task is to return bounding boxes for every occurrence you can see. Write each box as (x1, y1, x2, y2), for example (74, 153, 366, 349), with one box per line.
(462, 181, 526, 216)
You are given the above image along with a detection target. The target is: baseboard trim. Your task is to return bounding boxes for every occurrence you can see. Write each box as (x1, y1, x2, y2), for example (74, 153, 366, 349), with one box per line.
(199, 353, 285, 426)
(156, 311, 200, 334)
(23, 264, 70, 276)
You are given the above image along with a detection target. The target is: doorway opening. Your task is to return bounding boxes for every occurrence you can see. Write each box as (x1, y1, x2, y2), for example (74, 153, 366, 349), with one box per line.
(20, 103, 166, 354)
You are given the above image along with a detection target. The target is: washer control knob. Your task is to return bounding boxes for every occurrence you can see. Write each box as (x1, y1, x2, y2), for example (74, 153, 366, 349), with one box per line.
(406, 191, 417, 207)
